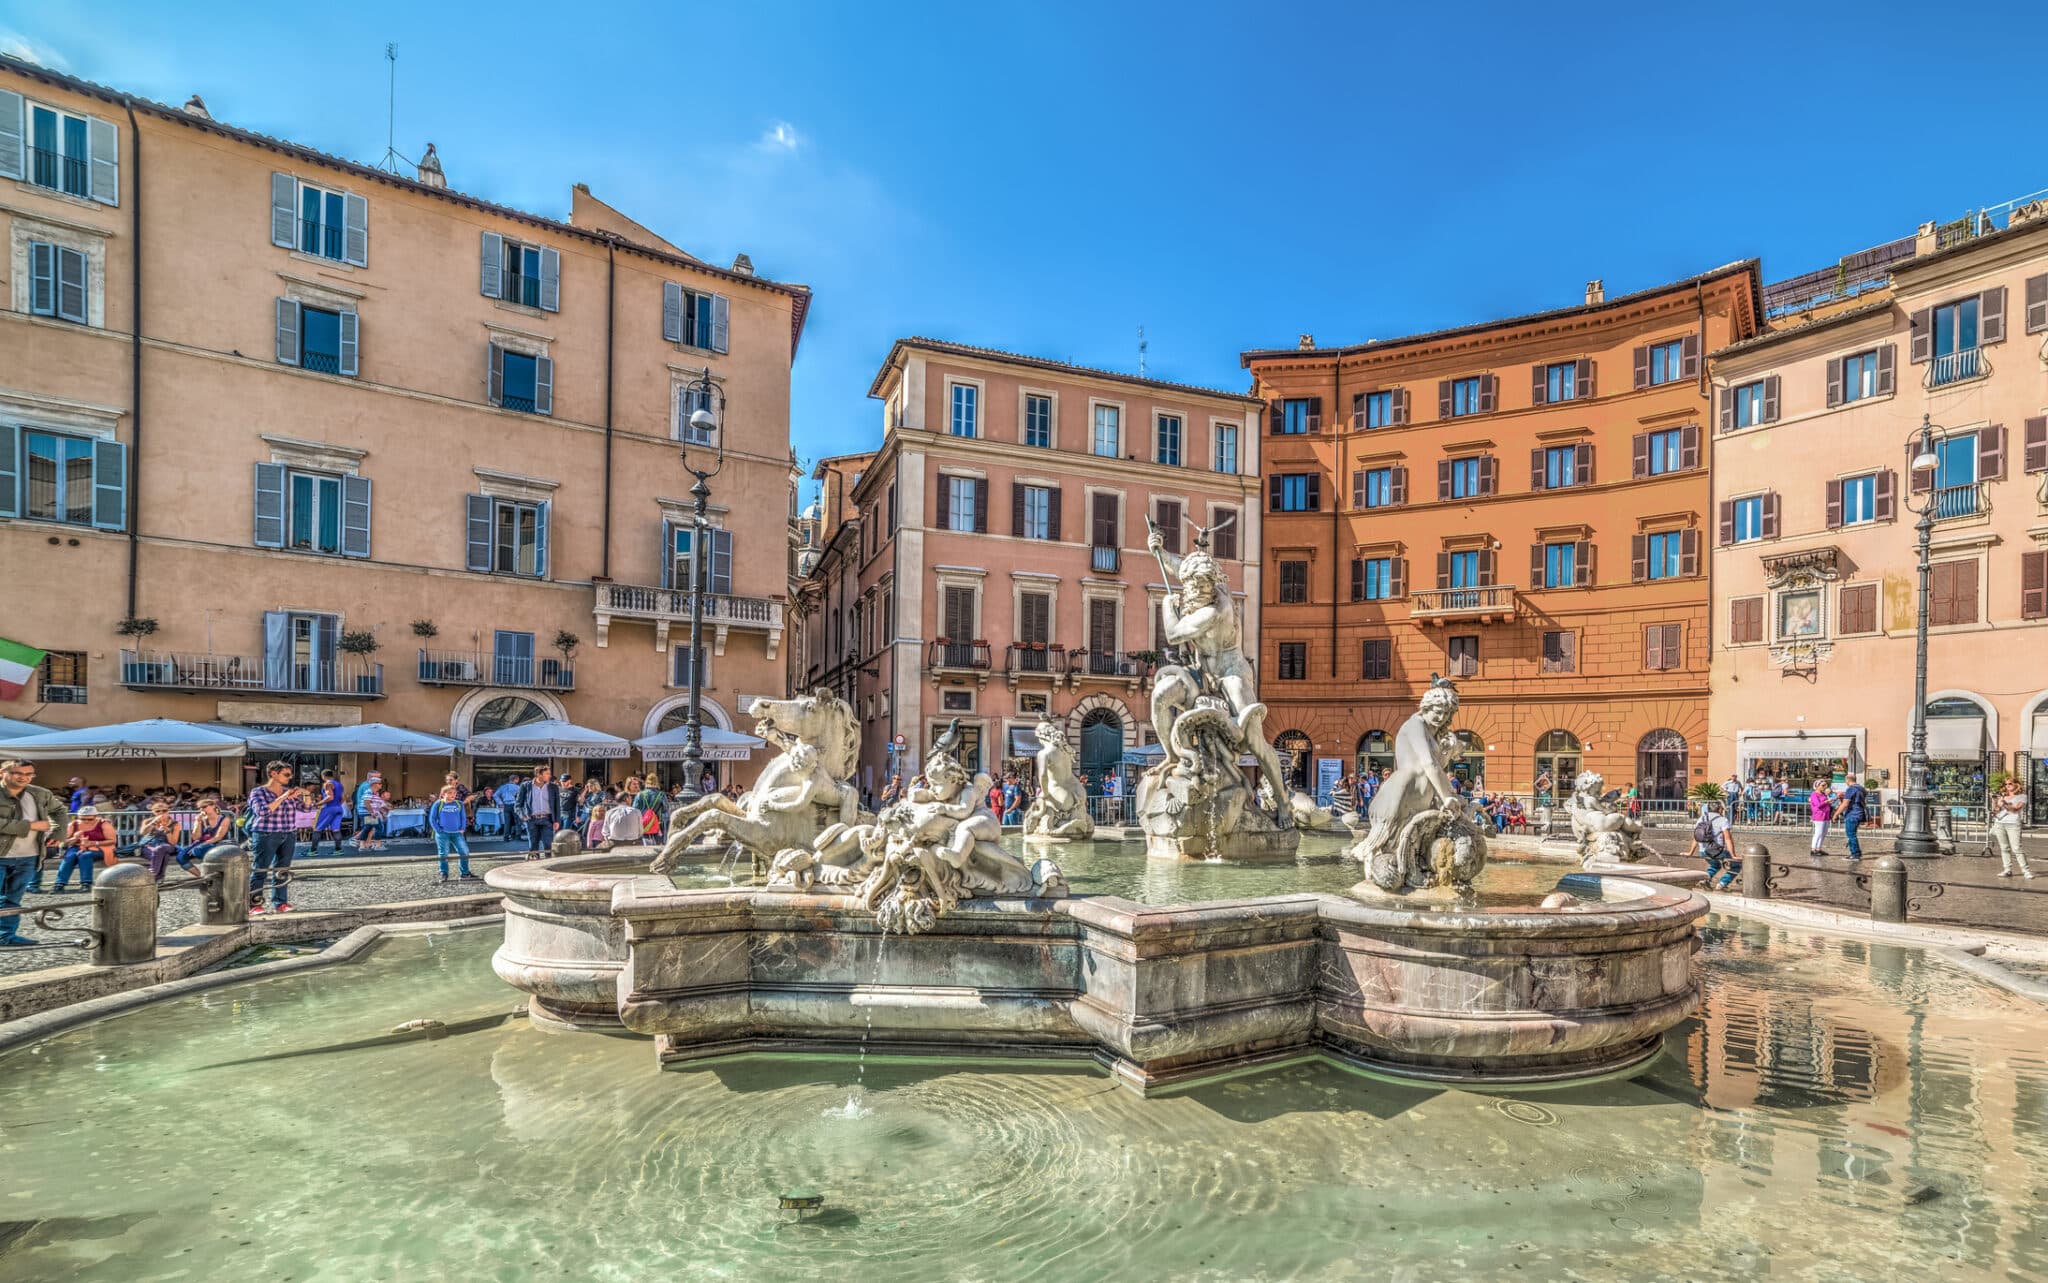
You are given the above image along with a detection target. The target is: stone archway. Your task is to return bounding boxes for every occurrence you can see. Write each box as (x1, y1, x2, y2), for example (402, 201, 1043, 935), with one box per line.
(1273, 730, 1313, 792)
(1067, 693, 1138, 751)
(449, 687, 567, 740)
(645, 694, 733, 737)
(1636, 729, 1689, 802)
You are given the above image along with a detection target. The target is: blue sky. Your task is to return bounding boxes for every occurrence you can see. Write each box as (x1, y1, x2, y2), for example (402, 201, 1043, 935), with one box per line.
(6, 0, 2045, 500)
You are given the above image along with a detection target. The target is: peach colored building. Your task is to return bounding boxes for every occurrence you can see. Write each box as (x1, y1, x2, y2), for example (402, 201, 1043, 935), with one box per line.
(0, 56, 806, 792)
(799, 340, 1265, 796)
(1709, 202, 2048, 821)
(1242, 265, 1761, 802)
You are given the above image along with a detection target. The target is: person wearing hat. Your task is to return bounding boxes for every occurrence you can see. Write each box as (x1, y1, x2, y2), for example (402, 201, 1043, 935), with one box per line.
(351, 769, 382, 841)
(0, 760, 67, 945)
(54, 804, 117, 893)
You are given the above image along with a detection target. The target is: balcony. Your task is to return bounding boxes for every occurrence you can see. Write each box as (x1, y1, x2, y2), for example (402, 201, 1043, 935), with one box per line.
(502, 271, 543, 309)
(27, 146, 88, 199)
(1927, 347, 1986, 389)
(1005, 643, 1067, 684)
(1091, 546, 1120, 573)
(593, 583, 785, 659)
(1928, 482, 1987, 524)
(1068, 648, 1153, 693)
(417, 649, 575, 691)
(1409, 585, 1520, 626)
(119, 649, 384, 698)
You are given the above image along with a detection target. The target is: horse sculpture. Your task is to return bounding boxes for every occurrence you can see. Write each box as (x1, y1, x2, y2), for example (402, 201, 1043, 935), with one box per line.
(649, 689, 862, 875)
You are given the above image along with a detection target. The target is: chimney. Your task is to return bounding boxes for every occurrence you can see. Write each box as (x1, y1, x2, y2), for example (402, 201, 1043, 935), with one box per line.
(416, 142, 447, 189)
(181, 94, 210, 119)
(1584, 280, 1604, 305)
(731, 253, 755, 277)
(1297, 333, 1315, 350)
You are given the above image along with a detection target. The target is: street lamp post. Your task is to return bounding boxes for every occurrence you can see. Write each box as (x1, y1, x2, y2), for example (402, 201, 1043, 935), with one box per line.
(1896, 415, 1943, 857)
(676, 369, 726, 809)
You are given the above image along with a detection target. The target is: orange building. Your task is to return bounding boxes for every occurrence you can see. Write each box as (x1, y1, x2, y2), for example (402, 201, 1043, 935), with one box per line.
(1242, 265, 1761, 802)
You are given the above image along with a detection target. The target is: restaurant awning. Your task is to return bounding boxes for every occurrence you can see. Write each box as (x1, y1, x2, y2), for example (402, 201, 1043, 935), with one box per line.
(466, 719, 630, 759)
(0, 717, 50, 741)
(247, 723, 463, 756)
(1925, 716, 1987, 761)
(2, 718, 250, 759)
(1739, 733, 1859, 764)
(633, 725, 765, 763)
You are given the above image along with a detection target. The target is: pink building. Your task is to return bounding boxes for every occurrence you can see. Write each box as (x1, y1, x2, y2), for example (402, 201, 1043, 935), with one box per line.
(800, 339, 1266, 796)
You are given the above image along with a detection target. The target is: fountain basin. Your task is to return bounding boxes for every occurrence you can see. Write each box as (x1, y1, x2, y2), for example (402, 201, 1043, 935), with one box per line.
(487, 854, 641, 1029)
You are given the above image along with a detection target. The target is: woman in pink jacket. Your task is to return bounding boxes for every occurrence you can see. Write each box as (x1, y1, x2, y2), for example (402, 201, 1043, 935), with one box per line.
(1808, 780, 1835, 854)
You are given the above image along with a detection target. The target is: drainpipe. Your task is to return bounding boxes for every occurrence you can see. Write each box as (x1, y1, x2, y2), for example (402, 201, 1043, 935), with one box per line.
(1329, 358, 1342, 677)
(123, 97, 141, 620)
(1696, 281, 1715, 731)
(600, 236, 616, 579)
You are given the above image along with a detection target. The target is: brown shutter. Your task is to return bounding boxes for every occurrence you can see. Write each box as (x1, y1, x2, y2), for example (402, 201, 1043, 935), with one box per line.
(1530, 543, 1546, 588)
(1575, 541, 1595, 587)
(1390, 388, 1409, 425)
(1159, 500, 1183, 552)
(1351, 392, 1365, 430)
(1048, 486, 1063, 541)
(1928, 563, 1955, 627)
(1350, 558, 1364, 601)
(1644, 625, 1663, 670)
(1011, 482, 1026, 538)
(2026, 274, 2048, 334)
(1478, 549, 1496, 586)
(1679, 424, 1701, 471)
(1717, 500, 1736, 546)
(1632, 345, 1650, 389)
(1679, 529, 1700, 577)
(1388, 466, 1408, 505)
(1478, 374, 1498, 414)
(1089, 597, 1117, 654)
(1353, 469, 1367, 509)
(1437, 380, 1454, 419)
(1825, 479, 1844, 529)
(1729, 599, 1748, 644)
(1908, 444, 1934, 495)
(1762, 375, 1781, 423)
(1874, 469, 1896, 521)
(2022, 550, 2048, 620)
(1875, 344, 1896, 396)
(1680, 334, 1700, 380)
(1530, 447, 1546, 491)
(1437, 459, 1453, 500)
(1575, 443, 1594, 486)
(1268, 401, 1285, 435)
(1978, 424, 2006, 481)
(1631, 432, 1649, 478)
(1388, 557, 1406, 598)
(1761, 492, 1780, 539)
(1531, 365, 1548, 406)
(1209, 507, 1231, 558)
(1306, 473, 1321, 511)
(1576, 357, 1595, 399)
(1718, 389, 1735, 435)
(1435, 552, 1451, 590)
(1630, 533, 1647, 582)
(1955, 561, 1979, 624)
(934, 472, 951, 530)
(1559, 631, 1576, 671)
(1478, 454, 1498, 495)
(1307, 396, 1323, 433)
(1908, 308, 1931, 363)
(2024, 417, 2048, 474)
(1979, 286, 2006, 346)
(1825, 357, 1843, 407)
(974, 477, 989, 533)
(1268, 474, 1283, 510)
(1095, 491, 1119, 545)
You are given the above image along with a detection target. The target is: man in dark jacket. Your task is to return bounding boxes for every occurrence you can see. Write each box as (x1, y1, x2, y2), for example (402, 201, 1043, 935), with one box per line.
(0, 760, 65, 944)
(514, 766, 560, 859)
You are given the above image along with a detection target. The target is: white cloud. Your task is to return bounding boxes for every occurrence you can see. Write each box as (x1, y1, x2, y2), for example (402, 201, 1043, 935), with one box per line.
(0, 28, 69, 70)
(759, 120, 800, 152)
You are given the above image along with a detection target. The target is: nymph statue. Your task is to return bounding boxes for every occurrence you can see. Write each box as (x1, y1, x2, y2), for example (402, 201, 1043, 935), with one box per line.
(1021, 718, 1093, 840)
(1566, 770, 1651, 869)
(1349, 676, 1490, 897)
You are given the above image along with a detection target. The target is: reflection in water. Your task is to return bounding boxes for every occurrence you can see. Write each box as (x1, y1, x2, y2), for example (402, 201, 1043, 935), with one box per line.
(0, 917, 2041, 1280)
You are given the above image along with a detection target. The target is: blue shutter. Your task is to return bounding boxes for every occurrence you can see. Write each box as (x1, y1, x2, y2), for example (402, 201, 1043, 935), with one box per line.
(494, 630, 534, 684)
(0, 424, 18, 519)
(708, 528, 732, 596)
(263, 612, 291, 690)
(55, 249, 85, 323)
(90, 438, 127, 531)
(340, 474, 372, 559)
(337, 309, 359, 376)
(271, 172, 298, 248)
(534, 500, 551, 579)
(672, 645, 709, 689)
(253, 462, 286, 547)
(0, 90, 21, 179)
(660, 519, 674, 588)
(465, 494, 493, 572)
(479, 232, 503, 298)
(487, 344, 504, 405)
(534, 356, 553, 416)
(28, 241, 53, 315)
(711, 294, 729, 353)
(342, 192, 368, 266)
(275, 298, 301, 366)
(87, 115, 117, 206)
(538, 246, 560, 312)
(663, 281, 683, 343)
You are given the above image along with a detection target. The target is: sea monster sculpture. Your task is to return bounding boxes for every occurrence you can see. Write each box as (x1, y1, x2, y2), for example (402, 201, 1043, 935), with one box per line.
(1348, 675, 1490, 897)
(1566, 770, 1652, 869)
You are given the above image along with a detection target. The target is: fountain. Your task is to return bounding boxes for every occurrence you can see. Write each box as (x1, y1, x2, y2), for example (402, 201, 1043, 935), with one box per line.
(1566, 769, 1656, 868)
(1347, 674, 1490, 900)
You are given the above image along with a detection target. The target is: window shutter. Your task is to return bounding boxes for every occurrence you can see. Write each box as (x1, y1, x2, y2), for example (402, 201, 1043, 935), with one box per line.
(1761, 492, 1780, 539)
(1679, 425, 1701, 471)
(711, 294, 730, 353)
(480, 232, 504, 299)
(660, 520, 675, 588)
(1979, 286, 2006, 346)
(337, 309, 359, 376)
(1388, 557, 1406, 598)
(1717, 500, 1736, 545)
(89, 438, 126, 532)
(662, 282, 683, 343)
(1908, 441, 1934, 494)
(1825, 357, 1843, 407)
(1390, 388, 1409, 425)
(1306, 396, 1322, 433)
(1630, 534, 1647, 582)
(1978, 424, 2005, 481)
(1644, 626, 1663, 670)
(2026, 275, 2048, 334)
(1908, 308, 1931, 363)
(0, 424, 16, 518)
(1477, 454, 1498, 495)
(342, 192, 368, 265)
(1874, 469, 1896, 520)
(1531, 365, 1547, 406)
(1575, 541, 1595, 588)
(1955, 561, 1979, 624)
(0, 90, 20, 179)
(263, 612, 291, 690)
(81, 114, 119, 205)
(1048, 487, 1063, 541)
(1435, 552, 1451, 590)
(253, 462, 286, 547)
(538, 247, 561, 312)
(1351, 392, 1365, 430)
(1717, 389, 1734, 435)
(2022, 550, 2048, 620)
(1631, 345, 1650, 389)
(1928, 563, 1955, 627)
(2024, 417, 2048, 474)
(1388, 466, 1407, 505)
(1530, 448, 1546, 490)
(1437, 380, 1454, 419)
(1576, 358, 1594, 399)
(709, 528, 733, 595)
(1875, 345, 1895, 396)
(340, 474, 372, 559)
(1575, 443, 1594, 486)
(1350, 558, 1365, 601)
(1680, 334, 1700, 380)
(1729, 599, 1749, 644)
(1267, 401, 1284, 435)
(1678, 529, 1700, 577)
(1436, 459, 1452, 500)
(1011, 482, 1026, 537)
(1477, 549, 1496, 586)
(1529, 543, 1545, 587)
(51, 247, 83, 322)
(1478, 375, 1497, 414)
(1158, 500, 1182, 552)
(973, 477, 989, 533)
(1630, 432, 1649, 478)
(275, 297, 301, 366)
(1825, 479, 1843, 529)
(1267, 474, 1282, 511)
(1352, 469, 1366, 508)
(1305, 473, 1320, 510)
(28, 241, 52, 315)
(935, 474, 952, 531)
(534, 356, 554, 416)
(487, 344, 504, 406)
(465, 494, 493, 572)
(271, 172, 297, 248)
(1762, 374, 1781, 422)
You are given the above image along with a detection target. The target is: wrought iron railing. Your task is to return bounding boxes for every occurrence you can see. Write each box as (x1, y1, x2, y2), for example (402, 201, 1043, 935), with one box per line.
(301, 349, 343, 375)
(926, 641, 992, 671)
(119, 649, 384, 697)
(1929, 482, 1986, 522)
(417, 649, 574, 691)
(297, 216, 345, 261)
(1927, 348, 1984, 387)
(1005, 644, 1063, 675)
(1091, 546, 1120, 573)
(502, 271, 542, 308)
(27, 145, 88, 197)
(1078, 649, 1147, 678)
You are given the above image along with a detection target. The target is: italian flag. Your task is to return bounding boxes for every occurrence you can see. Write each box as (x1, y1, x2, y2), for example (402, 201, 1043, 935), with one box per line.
(0, 637, 47, 700)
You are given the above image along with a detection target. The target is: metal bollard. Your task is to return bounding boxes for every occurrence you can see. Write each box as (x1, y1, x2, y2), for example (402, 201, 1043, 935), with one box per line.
(1868, 854, 1907, 923)
(1741, 843, 1770, 899)
(200, 844, 252, 927)
(91, 863, 159, 966)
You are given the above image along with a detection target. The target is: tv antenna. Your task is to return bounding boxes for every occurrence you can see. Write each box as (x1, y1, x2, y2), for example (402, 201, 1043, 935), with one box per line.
(376, 43, 413, 175)
(1138, 325, 1148, 378)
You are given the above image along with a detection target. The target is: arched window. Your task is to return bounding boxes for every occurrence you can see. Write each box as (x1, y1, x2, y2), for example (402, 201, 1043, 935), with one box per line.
(1079, 708, 1123, 795)
(1356, 730, 1394, 777)
(473, 696, 546, 735)
(1274, 730, 1313, 791)
(1636, 729, 1689, 801)
(1532, 730, 1581, 801)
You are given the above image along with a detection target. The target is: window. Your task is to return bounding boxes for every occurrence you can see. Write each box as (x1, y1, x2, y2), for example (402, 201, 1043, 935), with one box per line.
(1024, 395, 1052, 448)
(940, 689, 973, 713)
(1447, 550, 1480, 589)
(1151, 415, 1183, 467)
(1272, 473, 1320, 512)
(26, 101, 113, 203)
(1279, 560, 1309, 604)
(1931, 297, 1980, 386)
(506, 242, 544, 307)
(489, 346, 552, 415)
(1646, 340, 1686, 386)
(1018, 591, 1051, 645)
(479, 232, 558, 312)
(1448, 457, 1482, 499)
(267, 611, 341, 693)
(493, 500, 545, 577)
(1542, 445, 1581, 490)
(1643, 429, 1682, 475)
(1934, 432, 1977, 490)
(1643, 623, 1682, 671)
(1928, 561, 1979, 627)
(1357, 467, 1394, 509)
(678, 384, 717, 445)
(1020, 485, 1051, 540)
(1541, 630, 1575, 674)
(1447, 635, 1478, 678)
(1543, 362, 1577, 404)
(1732, 381, 1767, 427)
(1840, 473, 1878, 525)
(1729, 597, 1764, 644)
(1278, 399, 1317, 434)
(1840, 350, 1879, 403)
(1019, 692, 1050, 715)
(670, 644, 710, 690)
(1086, 597, 1117, 662)
(1448, 377, 1483, 417)
(1154, 499, 1182, 553)
(1361, 638, 1391, 680)
(947, 475, 978, 531)
(26, 242, 86, 324)
(492, 631, 536, 686)
(297, 181, 350, 262)
(1214, 423, 1238, 473)
(1355, 557, 1394, 601)
(1542, 541, 1577, 589)
(37, 651, 86, 704)
(1277, 642, 1308, 680)
(1644, 531, 1683, 580)
(950, 384, 978, 437)
(1839, 583, 1879, 635)
(1732, 496, 1763, 543)
(1091, 404, 1121, 457)
(1210, 506, 1239, 560)
(1356, 391, 1394, 429)
(662, 283, 729, 352)
(287, 471, 343, 554)
(6, 428, 125, 530)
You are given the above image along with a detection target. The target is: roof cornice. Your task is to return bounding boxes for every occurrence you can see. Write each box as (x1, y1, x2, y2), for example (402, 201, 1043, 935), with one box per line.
(867, 337, 1264, 405)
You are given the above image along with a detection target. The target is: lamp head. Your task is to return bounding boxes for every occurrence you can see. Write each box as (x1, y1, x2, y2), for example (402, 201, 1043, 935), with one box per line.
(689, 407, 717, 434)
(1910, 415, 1940, 472)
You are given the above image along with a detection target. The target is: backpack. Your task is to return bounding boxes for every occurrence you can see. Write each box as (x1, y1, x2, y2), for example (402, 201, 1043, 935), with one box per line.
(1693, 812, 1717, 845)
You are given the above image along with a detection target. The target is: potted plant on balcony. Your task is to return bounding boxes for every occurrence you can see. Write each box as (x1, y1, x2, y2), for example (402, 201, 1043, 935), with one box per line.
(548, 630, 580, 688)
(1127, 648, 1162, 676)
(339, 630, 381, 694)
(114, 617, 159, 638)
(411, 619, 438, 639)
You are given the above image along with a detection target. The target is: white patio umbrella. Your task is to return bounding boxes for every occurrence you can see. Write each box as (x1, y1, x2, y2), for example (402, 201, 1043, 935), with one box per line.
(633, 724, 766, 763)
(465, 719, 630, 759)
(0, 716, 50, 741)
(2, 718, 249, 759)
(245, 723, 462, 756)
